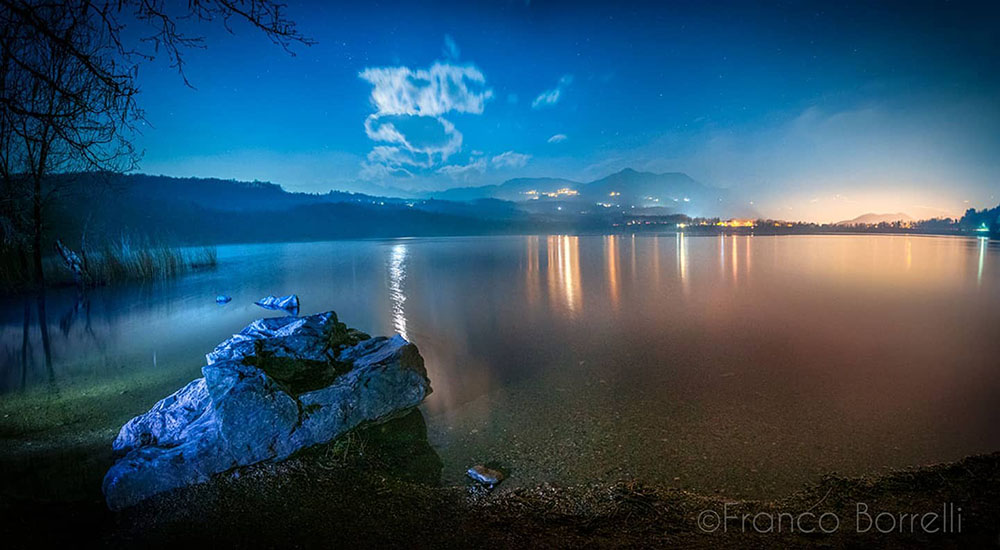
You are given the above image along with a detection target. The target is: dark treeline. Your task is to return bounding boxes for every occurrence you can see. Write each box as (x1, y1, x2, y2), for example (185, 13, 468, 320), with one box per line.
(37, 172, 1000, 247)
(4, 171, 997, 290)
(34, 173, 613, 248)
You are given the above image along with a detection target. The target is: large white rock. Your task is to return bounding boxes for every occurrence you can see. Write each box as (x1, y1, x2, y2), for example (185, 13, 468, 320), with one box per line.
(102, 311, 431, 510)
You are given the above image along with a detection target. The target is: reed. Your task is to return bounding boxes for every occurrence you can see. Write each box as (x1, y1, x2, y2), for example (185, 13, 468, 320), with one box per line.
(0, 237, 219, 290)
(80, 236, 218, 285)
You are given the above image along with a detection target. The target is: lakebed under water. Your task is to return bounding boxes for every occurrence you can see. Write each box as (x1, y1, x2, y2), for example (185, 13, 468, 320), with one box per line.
(1, 233, 999, 501)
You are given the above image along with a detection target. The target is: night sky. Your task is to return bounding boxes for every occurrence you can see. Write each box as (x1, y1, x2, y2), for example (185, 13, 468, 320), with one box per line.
(133, 0, 999, 222)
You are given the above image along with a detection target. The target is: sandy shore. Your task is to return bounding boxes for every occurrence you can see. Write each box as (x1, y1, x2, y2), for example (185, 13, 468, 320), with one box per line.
(1, 410, 997, 548)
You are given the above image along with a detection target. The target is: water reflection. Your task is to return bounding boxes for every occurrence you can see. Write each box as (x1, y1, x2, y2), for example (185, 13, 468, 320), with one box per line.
(718, 234, 725, 278)
(387, 242, 409, 341)
(2, 235, 1000, 500)
(546, 235, 581, 316)
(731, 234, 738, 283)
(605, 235, 620, 310)
(676, 232, 689, 294)
(979, 237, 987, 285)
(525, 236, 541, 307)
(651, 235, 661, 286)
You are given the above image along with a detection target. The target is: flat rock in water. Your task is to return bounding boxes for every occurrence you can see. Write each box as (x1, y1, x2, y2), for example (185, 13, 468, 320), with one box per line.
(254, 294, 299, 314)
(102, 311, 431, 510)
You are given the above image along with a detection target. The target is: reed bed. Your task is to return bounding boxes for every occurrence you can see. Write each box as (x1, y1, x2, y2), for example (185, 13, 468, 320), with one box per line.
(81, 237, 217, 285)
(0, 237, 218, 290)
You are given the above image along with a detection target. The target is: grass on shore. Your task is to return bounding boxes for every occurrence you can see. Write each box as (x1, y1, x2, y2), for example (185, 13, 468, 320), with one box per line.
(0, 238, 217, 290)
(80, 238, 217, 284)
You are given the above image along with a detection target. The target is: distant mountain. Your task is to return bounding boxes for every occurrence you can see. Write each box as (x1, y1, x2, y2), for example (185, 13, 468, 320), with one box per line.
(40, 173, 577, 247)
(428, 177, 579, 202)
(835, 212, 914, 226)
(428, 168, 751, 217)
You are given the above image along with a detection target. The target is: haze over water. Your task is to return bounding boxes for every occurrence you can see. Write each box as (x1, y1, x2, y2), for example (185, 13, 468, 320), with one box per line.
(2, 234, 998, 498)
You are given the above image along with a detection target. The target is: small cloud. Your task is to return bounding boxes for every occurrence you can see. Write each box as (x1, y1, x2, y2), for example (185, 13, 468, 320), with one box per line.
(547, 133, 568, 144)
(491, 151, 531, 169)
(443, 35, 460, 59)
(438, 156, 487, 179)
(532, 75, 573, 109)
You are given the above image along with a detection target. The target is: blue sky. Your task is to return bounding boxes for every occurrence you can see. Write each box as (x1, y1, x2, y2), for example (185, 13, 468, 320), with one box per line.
(133, 0, 999, 222)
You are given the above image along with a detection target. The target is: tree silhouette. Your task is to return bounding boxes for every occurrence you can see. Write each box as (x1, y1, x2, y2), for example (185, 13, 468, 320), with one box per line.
(0, 0, 312, 286)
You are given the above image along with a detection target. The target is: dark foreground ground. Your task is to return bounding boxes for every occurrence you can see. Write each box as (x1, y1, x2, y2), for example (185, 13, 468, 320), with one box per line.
(2, 411, 998, 549)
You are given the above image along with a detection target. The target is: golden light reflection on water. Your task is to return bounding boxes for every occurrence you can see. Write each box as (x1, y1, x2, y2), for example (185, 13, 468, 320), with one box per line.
(745, 234, 752, 276)
(676, 232, 689, 294)
(546, 235, 582, 316)
(605, 235, 620, 310)
(630, 234, 637, 282)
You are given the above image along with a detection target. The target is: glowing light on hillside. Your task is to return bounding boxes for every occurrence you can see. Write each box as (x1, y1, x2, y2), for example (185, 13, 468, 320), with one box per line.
(538, 187, 579, 198)
(717, 219, 755, 228)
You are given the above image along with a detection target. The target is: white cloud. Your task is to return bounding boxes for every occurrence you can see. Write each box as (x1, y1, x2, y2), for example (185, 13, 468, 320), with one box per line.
(532, 75, 573, 109)
(359, 62, 491, 117)
(359, 62, 493, 179)
(547, 133, 568, 144)
(491, 150, 531, 169)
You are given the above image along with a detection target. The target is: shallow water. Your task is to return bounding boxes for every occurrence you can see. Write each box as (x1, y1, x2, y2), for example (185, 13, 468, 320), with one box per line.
(2, 234, 999, 498)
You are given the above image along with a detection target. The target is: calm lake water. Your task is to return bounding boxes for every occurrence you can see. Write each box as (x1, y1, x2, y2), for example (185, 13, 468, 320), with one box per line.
(2, 234, 999, 499)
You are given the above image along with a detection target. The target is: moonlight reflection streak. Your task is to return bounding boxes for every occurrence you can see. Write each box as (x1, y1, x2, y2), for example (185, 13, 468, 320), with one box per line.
(388, 243, 409, 341)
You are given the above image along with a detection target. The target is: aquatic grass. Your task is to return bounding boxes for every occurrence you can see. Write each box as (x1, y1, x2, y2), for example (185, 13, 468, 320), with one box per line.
(63, 236, 219, 286)
(190, 246, 218, 269)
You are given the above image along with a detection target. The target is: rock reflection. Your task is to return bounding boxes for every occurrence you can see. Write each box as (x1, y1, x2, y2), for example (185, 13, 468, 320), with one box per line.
(353, 408, 443, 486)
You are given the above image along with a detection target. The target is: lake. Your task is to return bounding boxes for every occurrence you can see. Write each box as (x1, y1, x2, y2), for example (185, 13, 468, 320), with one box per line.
(2, 234, 999, 499)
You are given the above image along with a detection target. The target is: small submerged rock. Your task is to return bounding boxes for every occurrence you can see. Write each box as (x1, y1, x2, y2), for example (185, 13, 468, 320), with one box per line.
(467, 464, 505, 487)
(102, 310, 431, 510)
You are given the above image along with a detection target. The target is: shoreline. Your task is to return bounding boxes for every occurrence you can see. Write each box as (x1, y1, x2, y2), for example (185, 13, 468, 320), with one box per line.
(2, 410, 997, 548)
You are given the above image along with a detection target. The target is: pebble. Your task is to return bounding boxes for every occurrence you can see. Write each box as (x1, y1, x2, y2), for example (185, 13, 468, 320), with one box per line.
(467, 464, 505, 487)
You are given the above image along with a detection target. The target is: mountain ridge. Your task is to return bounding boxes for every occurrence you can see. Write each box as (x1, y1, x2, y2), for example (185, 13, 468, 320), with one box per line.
(835, 212, 915, 226)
